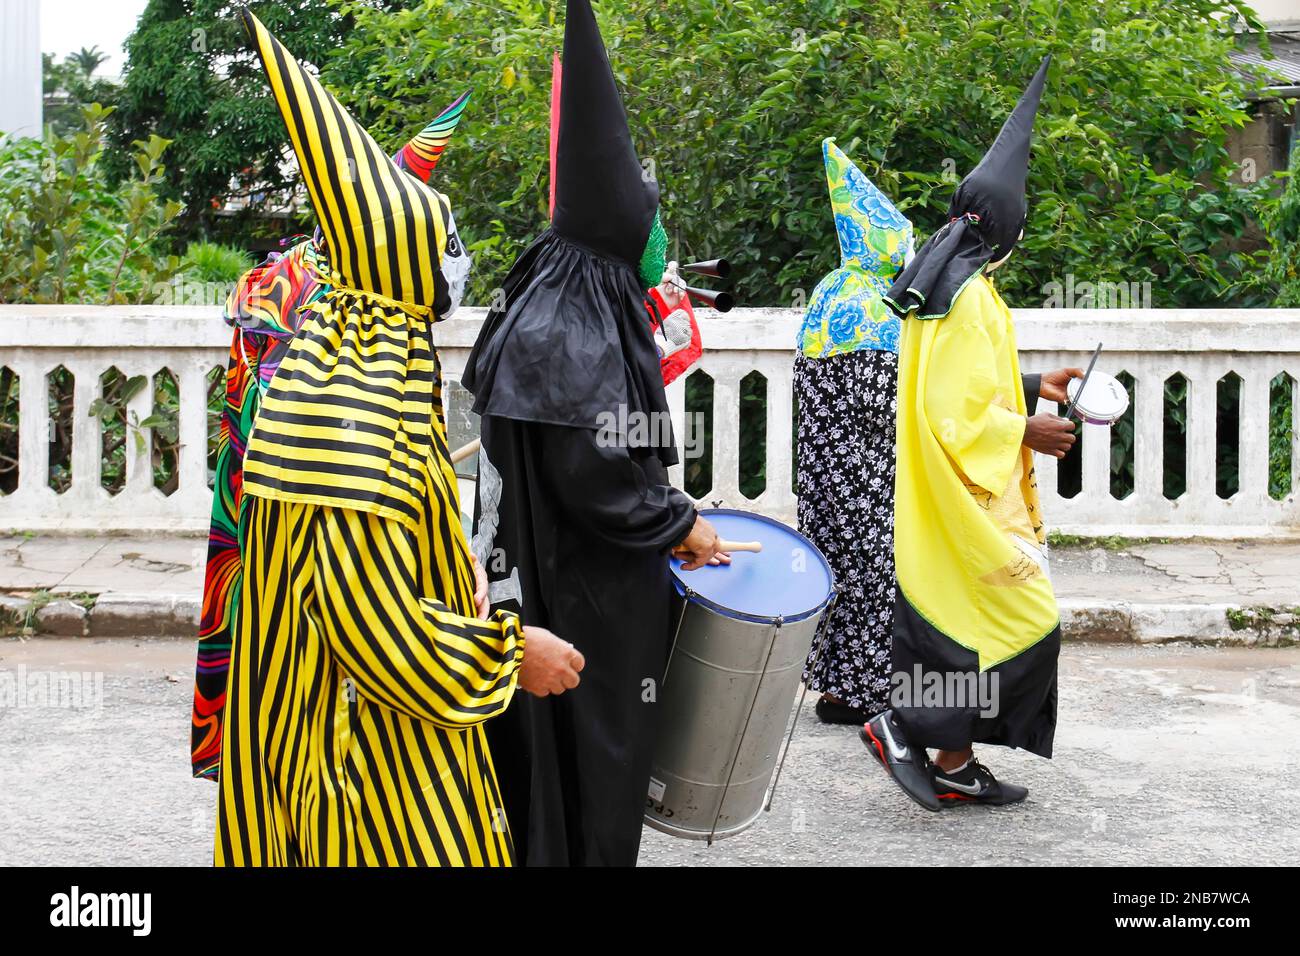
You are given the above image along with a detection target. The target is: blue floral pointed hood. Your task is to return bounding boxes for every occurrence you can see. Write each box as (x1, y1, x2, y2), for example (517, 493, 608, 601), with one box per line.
(799, 138, 913, 358)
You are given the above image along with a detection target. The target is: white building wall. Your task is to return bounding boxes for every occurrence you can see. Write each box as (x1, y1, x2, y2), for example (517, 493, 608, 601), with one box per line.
(1251, 0, 1300, 28)
(0, 0, 42, 138)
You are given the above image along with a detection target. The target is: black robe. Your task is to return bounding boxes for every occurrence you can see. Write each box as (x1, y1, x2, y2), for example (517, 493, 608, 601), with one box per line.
(473, 415, 695, 865)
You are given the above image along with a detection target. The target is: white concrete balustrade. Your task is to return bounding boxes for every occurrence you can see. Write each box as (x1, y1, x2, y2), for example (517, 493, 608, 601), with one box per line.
(0, 305, 1296, 537)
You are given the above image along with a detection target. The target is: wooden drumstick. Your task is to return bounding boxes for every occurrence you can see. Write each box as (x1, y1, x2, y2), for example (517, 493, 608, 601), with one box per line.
(450, 438, 481, 465)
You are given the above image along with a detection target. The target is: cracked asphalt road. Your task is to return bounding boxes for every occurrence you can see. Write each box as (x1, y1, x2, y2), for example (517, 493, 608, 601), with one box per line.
(1, 638, 1297, 867)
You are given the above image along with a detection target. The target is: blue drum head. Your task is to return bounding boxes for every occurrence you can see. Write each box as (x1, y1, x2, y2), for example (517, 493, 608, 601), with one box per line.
(670, 509, 835, 624)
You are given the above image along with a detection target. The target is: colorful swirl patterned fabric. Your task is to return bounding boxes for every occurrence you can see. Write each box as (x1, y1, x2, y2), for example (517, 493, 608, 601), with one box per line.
(192, 242, 325, 780)
(798, 138, 914, 359)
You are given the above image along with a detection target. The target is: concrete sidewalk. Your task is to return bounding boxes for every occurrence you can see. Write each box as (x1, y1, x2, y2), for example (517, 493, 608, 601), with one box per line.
(0, 531, 1295, 644)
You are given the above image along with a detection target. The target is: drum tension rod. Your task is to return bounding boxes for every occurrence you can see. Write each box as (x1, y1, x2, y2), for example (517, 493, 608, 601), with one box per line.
(767, 591, 840, 815)
(662, 586, 694, 687)
(709, 615, 783, 846)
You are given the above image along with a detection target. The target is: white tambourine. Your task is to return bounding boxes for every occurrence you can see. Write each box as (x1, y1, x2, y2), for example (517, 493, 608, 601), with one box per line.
(1066, 371, 1130, 425)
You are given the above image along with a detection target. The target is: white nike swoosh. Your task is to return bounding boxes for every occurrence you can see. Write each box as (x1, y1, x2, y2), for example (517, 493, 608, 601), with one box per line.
(934, 776, 983, 795)
(877, 719, 910, 762)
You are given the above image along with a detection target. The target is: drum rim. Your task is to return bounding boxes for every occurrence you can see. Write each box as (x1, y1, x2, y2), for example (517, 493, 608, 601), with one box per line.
(670, 508, 836, 625)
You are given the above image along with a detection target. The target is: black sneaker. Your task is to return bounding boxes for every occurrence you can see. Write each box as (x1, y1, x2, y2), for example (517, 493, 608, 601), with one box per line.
(860, 711, 941, 812)
(815, 695, 873, 726)
(931, 758, 1028, 806)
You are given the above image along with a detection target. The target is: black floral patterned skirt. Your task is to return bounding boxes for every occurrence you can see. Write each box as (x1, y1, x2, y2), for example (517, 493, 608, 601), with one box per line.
(795, 348, 898, 716)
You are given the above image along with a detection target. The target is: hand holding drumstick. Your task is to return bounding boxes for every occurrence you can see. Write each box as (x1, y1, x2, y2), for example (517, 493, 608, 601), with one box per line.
(1023, 366, 1085, 459)
(672, 514, 733, 571)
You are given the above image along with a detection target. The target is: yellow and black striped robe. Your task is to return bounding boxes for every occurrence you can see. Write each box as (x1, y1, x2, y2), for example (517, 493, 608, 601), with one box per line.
(214, 9, 522, 866)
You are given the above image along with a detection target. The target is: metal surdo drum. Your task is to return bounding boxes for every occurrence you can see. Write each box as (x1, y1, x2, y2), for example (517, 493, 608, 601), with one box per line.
(645, 509, 834, 842)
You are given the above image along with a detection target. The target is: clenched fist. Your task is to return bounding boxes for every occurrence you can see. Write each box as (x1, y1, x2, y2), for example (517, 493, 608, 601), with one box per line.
(1023, 413, 1077, 459)
(519, 626, 585, 697)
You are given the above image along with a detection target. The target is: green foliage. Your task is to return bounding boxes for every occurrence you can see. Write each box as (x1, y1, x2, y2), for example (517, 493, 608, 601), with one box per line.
(0, 369, 17, 494)
(322, 0, 1272, 307)
(43, 49, 120, 137)
(107, 133, 185, 303)
(0, 105, 182, 305)
(87, 371, 149, 495)
(106, 0, 406, 243)
(178, 241, 254, 285)
(1268, 374, 1294, 499)
(1045, 532, 1169, 549)
(683, 373, 714, 499)
(1259, 146, 1300, 307)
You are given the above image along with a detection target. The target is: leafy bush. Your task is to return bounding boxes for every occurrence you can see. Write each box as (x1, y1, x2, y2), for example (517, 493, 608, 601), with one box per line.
(107, 0, 366, 244)
(178, 241, 254, 285)
(1253, 139, 1299, 497)
(0, 105, 182, 305)
(1260, 146, 1300, 307)
(320, 0, 1272, 308)
(1267, 375, 1293, 499)
(0, 108, 192, 495)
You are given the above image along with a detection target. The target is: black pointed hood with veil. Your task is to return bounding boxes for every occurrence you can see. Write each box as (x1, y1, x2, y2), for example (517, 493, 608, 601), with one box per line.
(884, 56, 1051, 320)
(463, 0, 674, 465)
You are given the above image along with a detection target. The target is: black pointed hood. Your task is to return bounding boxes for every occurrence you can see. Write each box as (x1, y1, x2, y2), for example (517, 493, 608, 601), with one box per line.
(551, 0, 659, 270)
(461, 0, 673, 462)
(884, 55, 1051, 319)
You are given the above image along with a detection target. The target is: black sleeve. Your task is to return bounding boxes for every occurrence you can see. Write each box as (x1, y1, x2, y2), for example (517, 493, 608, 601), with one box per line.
(1021, 373, 1042, 410)
(535, 423, 697, 553)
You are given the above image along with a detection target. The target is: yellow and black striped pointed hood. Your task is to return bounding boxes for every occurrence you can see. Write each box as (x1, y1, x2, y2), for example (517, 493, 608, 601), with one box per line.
(238, 6, 472, 533)
(240, 6, 461, 318)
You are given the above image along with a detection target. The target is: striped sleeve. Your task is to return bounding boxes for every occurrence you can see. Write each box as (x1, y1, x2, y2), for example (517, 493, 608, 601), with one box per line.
(312, 505, 525, 729)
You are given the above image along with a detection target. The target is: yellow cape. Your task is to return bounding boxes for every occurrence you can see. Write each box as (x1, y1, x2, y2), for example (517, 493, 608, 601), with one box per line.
(893, 274, 1058, 671)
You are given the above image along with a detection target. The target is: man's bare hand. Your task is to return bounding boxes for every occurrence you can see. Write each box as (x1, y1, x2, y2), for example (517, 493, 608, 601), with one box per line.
(519, 626, 585, 697)
(1023, 413, 1077, 458)
(470, 554, 490, 620)
(672, 514, 731, 571)
(1039, 367, 1085, 404)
